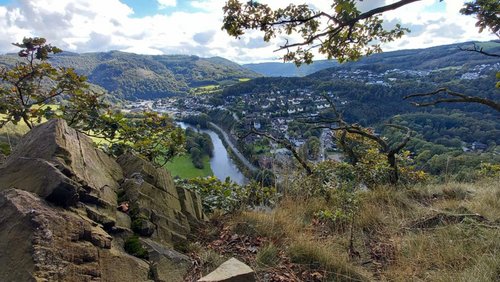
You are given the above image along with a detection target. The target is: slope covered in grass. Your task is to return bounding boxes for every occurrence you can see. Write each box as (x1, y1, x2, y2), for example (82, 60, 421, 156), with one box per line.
(191, 179, 500, 281)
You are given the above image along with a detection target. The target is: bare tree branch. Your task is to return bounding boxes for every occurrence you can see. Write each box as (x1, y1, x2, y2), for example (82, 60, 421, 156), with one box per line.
(404, 88, 500, 112)
(458, 43, 500, 58)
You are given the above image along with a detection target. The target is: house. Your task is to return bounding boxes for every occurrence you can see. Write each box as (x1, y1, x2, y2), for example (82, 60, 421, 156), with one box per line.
(253, 122, 261, 130)
(471, 142, 487, 152)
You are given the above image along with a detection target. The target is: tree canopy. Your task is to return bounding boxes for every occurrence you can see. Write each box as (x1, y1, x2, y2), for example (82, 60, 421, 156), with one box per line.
(222, 0, 497, 65)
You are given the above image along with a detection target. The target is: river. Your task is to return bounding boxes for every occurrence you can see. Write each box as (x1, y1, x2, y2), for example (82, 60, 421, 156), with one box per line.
(177, 122, 247, 185)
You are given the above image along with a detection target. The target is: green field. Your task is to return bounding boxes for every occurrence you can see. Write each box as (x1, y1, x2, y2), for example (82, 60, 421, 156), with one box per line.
(164, 154, 213, 179)
(192, 84, 221, 95)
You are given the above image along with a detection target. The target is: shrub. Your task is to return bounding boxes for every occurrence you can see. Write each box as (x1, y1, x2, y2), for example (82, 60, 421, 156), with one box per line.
(124, 236, 148, 259)
(175, 177, 277, 214)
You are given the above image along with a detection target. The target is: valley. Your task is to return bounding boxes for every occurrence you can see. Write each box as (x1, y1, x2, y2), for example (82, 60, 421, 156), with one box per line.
(115, 41, 499, 184)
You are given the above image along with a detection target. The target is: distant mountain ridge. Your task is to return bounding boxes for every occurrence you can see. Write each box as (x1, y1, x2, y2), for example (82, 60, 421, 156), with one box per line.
(243, 40, 500, 77)
(243, 60, 339, 77)
(0, 51, 260, 99)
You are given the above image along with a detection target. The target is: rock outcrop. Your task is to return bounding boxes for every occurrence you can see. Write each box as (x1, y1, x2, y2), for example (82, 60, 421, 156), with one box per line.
(0, 119, 206, 281)
(0, 188, 150, 282)
(0, 119, 122, 209)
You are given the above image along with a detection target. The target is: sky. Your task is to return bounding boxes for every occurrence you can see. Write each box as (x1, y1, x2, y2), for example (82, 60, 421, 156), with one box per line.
(0, 0, 497, 64)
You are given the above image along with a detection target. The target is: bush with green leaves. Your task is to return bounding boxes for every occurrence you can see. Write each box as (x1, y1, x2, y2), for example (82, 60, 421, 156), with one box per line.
(124, 236, 149, 259)
(175, 177, 277, 214)
(314, 183, 360, 232)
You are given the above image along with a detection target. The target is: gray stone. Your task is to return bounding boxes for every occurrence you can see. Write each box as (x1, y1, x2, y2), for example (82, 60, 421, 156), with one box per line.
(117, 153, 179, 200)
(0, 189, 149, 281)
(86, 205, 116, 230)
(120, 177, 191, 246)
(0, 119, 123, 210)
(0, 157, 80, 207)
(198, 258, 255, 282)
(141, 238, 191, 282)
(116, 210, 132, 230)
(133, 218, 156, 236)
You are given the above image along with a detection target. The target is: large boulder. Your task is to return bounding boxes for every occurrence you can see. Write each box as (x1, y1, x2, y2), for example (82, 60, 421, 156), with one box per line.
(0, 119, 123, 210)
(0, 189, 150, 282)
(141, 238, 192, 282)
(118, 153, 206, 247)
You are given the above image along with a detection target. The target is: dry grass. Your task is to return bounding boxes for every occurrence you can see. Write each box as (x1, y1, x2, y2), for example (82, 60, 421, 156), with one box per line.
(221, 179, 500, 281)
(287, 236, 371, 281)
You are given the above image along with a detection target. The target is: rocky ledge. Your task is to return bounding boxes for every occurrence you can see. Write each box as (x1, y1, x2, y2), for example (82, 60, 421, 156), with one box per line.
(0, 119, 206, 281)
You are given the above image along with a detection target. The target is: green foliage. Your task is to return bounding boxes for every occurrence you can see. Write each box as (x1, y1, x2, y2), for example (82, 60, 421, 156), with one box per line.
(176, 177, 277, 214)
(92, 111, 185, 164)
(0, 142, 10, 155)
(478, 162, 500, 178)
(0, 51, 259, 100)
(182, 114, 210, 129)
(223, 0, 409, 64)
(0, 37, 103, 129)
(314, 183, 359, 232)
(0, 37, 186, 165)
(185, 127, 213, 169)
(124, 236, 149, 259)
(460, 0, 500, 36)
(304, 136, 321, 160)
(177, 177, 244, 213)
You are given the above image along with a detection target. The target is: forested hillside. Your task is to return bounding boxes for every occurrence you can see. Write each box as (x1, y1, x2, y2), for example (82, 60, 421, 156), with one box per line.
(243, 41, 499, 77)
(0, 51, 260, 99)
(220, 41, 500, 175)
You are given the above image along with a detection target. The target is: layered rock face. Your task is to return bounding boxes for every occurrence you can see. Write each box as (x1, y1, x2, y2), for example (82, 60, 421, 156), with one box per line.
(0, 119, 205, 281)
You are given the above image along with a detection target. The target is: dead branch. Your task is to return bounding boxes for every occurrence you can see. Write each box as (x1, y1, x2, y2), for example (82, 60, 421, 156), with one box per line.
(404, 88, 500, 112)
(458, 43, 500, 58)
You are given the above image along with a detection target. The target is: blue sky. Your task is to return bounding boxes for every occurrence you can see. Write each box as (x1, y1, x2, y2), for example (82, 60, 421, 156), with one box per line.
(0, 0, 497, 63)
(121, 0, 205, 17)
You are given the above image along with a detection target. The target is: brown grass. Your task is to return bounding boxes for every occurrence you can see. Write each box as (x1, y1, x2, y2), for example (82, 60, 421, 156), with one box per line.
(221, 179, 500, 281)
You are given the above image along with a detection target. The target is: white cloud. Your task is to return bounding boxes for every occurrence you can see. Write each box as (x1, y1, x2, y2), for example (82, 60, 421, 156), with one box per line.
(0, 0, 497, 63)
(157, 0, 177, 9)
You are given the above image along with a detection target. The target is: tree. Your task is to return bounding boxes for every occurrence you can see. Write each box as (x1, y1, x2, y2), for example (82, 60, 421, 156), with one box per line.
(223, 1, 499, 110)
(404, 87, 500, 112)
(0, 37, 185, 166)
(460, 0, 500, 37)
(223, 0, 433, 64)
(403, 1, 500, 112)
(94, 111, 185, 165)
(305, 136, 321, 160)
(311, 96, 413, 184)
(222, 0, 500, 65)
(0, 37, 104, 129)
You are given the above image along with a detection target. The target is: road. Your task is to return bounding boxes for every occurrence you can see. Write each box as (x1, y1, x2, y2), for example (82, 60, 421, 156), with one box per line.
(208, 122, 259, 173)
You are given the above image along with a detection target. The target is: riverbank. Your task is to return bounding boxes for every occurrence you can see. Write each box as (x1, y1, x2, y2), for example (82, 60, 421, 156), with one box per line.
(207, 122, 259, 179)
(178, 122, 247, 185)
